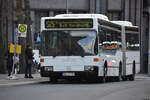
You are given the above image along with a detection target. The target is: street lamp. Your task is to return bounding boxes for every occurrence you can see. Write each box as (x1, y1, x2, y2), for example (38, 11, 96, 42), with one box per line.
(66, 0, 69, 14)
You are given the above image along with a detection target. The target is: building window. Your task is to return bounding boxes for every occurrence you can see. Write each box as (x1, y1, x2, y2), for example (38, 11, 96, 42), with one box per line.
(143, 0, 150, 7)
(71, 10, 88, 14)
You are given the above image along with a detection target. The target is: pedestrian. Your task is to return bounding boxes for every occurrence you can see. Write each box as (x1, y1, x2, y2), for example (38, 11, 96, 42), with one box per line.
(25, 44, 34, 78)
(5, 44, 13, 78)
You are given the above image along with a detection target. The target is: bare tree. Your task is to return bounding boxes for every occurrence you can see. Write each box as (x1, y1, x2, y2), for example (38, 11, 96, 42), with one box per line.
(16, 0, 26, 73)
(16, 0, 32, 73)
(24, 0, 32, 46)
(0, 0, 33, 73)
(0, 0, 8, 73)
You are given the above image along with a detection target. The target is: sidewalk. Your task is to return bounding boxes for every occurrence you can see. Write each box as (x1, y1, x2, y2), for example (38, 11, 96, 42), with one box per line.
(135, 74, 150, 79)
(0, 73, 48, 87)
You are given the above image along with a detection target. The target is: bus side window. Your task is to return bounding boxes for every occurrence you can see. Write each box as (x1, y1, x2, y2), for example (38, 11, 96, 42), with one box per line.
(126, 33, 139, 50)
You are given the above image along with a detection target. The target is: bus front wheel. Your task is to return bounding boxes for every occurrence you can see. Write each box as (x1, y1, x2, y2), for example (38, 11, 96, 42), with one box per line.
(50, 77, 57, 83)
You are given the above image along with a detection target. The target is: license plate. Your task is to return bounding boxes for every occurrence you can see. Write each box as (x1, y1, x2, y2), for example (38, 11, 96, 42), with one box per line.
(62, 72, 75, 76)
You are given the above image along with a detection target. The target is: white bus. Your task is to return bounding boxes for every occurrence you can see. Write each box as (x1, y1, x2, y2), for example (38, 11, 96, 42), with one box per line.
(40, 14, 139, 82)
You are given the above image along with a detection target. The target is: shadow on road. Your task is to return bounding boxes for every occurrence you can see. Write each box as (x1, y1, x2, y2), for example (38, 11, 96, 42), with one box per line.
(38, 78, 127, 85)
(39, 79, 103, 85)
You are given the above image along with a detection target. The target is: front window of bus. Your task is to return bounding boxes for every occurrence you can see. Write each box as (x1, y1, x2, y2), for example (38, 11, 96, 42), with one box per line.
(40, 30, 98, 56)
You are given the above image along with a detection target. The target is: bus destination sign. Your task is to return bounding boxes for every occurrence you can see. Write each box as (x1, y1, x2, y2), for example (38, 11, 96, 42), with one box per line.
(45, 19, 93, 29)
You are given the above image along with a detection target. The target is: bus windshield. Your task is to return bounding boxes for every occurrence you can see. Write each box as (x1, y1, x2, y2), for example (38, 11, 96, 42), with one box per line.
(41, 30, 98, 56)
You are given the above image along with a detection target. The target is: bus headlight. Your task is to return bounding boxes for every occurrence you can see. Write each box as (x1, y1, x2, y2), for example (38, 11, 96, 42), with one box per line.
(84, 66, 94, 71)
(44, 66, 53, 71)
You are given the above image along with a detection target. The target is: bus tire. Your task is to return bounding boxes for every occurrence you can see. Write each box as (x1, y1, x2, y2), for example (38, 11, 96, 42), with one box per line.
(103, 61, 108, 83)
(117, 61, 122, 81)
(129, 61, 135, 81)
(50, 77, 57, 83)
(87, 77, 98, 83)
(122, 76, 127, 81)
(87, 67, 98, 83)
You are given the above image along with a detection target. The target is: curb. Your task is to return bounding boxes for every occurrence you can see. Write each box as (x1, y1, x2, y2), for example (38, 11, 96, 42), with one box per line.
(0, 81, 40, 87)
(0, 76, 48, 87)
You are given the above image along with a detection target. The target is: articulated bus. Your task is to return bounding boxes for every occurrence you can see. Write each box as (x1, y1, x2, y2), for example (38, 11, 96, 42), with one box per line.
(99, 20, 140, 81)
(40, 14, 140, 82)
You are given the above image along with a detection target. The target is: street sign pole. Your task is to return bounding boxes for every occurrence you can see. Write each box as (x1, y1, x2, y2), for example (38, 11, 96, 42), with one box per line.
(10, 28, 18, 79)
(9, 24, 26, 79)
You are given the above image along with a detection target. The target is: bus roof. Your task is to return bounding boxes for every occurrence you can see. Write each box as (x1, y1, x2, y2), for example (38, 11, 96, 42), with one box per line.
(111, 21, 139, 33)
(41, 14, 110, 31)
(55, 14, 109, 21)
(111, 21, 135, 27)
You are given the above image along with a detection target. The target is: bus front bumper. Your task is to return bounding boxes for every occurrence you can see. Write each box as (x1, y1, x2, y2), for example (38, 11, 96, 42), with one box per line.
(40, 67, 98, 79)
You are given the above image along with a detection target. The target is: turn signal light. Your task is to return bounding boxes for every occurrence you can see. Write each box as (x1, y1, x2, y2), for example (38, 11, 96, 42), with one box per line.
(93, 58, 99, 62)
(40, 58, 44, 62)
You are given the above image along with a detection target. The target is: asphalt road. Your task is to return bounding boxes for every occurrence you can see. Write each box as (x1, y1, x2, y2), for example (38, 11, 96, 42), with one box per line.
(0, 77, 150, 100)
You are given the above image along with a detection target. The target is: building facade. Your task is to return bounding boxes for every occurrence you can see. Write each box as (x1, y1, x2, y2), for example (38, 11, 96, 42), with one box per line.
(3, 0, 148, 73)
(143, 0, 150, 75)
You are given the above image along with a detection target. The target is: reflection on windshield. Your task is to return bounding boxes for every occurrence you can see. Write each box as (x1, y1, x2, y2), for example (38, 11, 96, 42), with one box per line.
(78, 33, 96, 54)
(41, 30, 97, 56)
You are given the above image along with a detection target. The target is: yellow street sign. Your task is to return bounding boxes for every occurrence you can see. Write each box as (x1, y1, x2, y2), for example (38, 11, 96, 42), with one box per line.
(16, 45, 22, 54)
(9, 44, 22, 54)
(10, 44, 14, 53)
